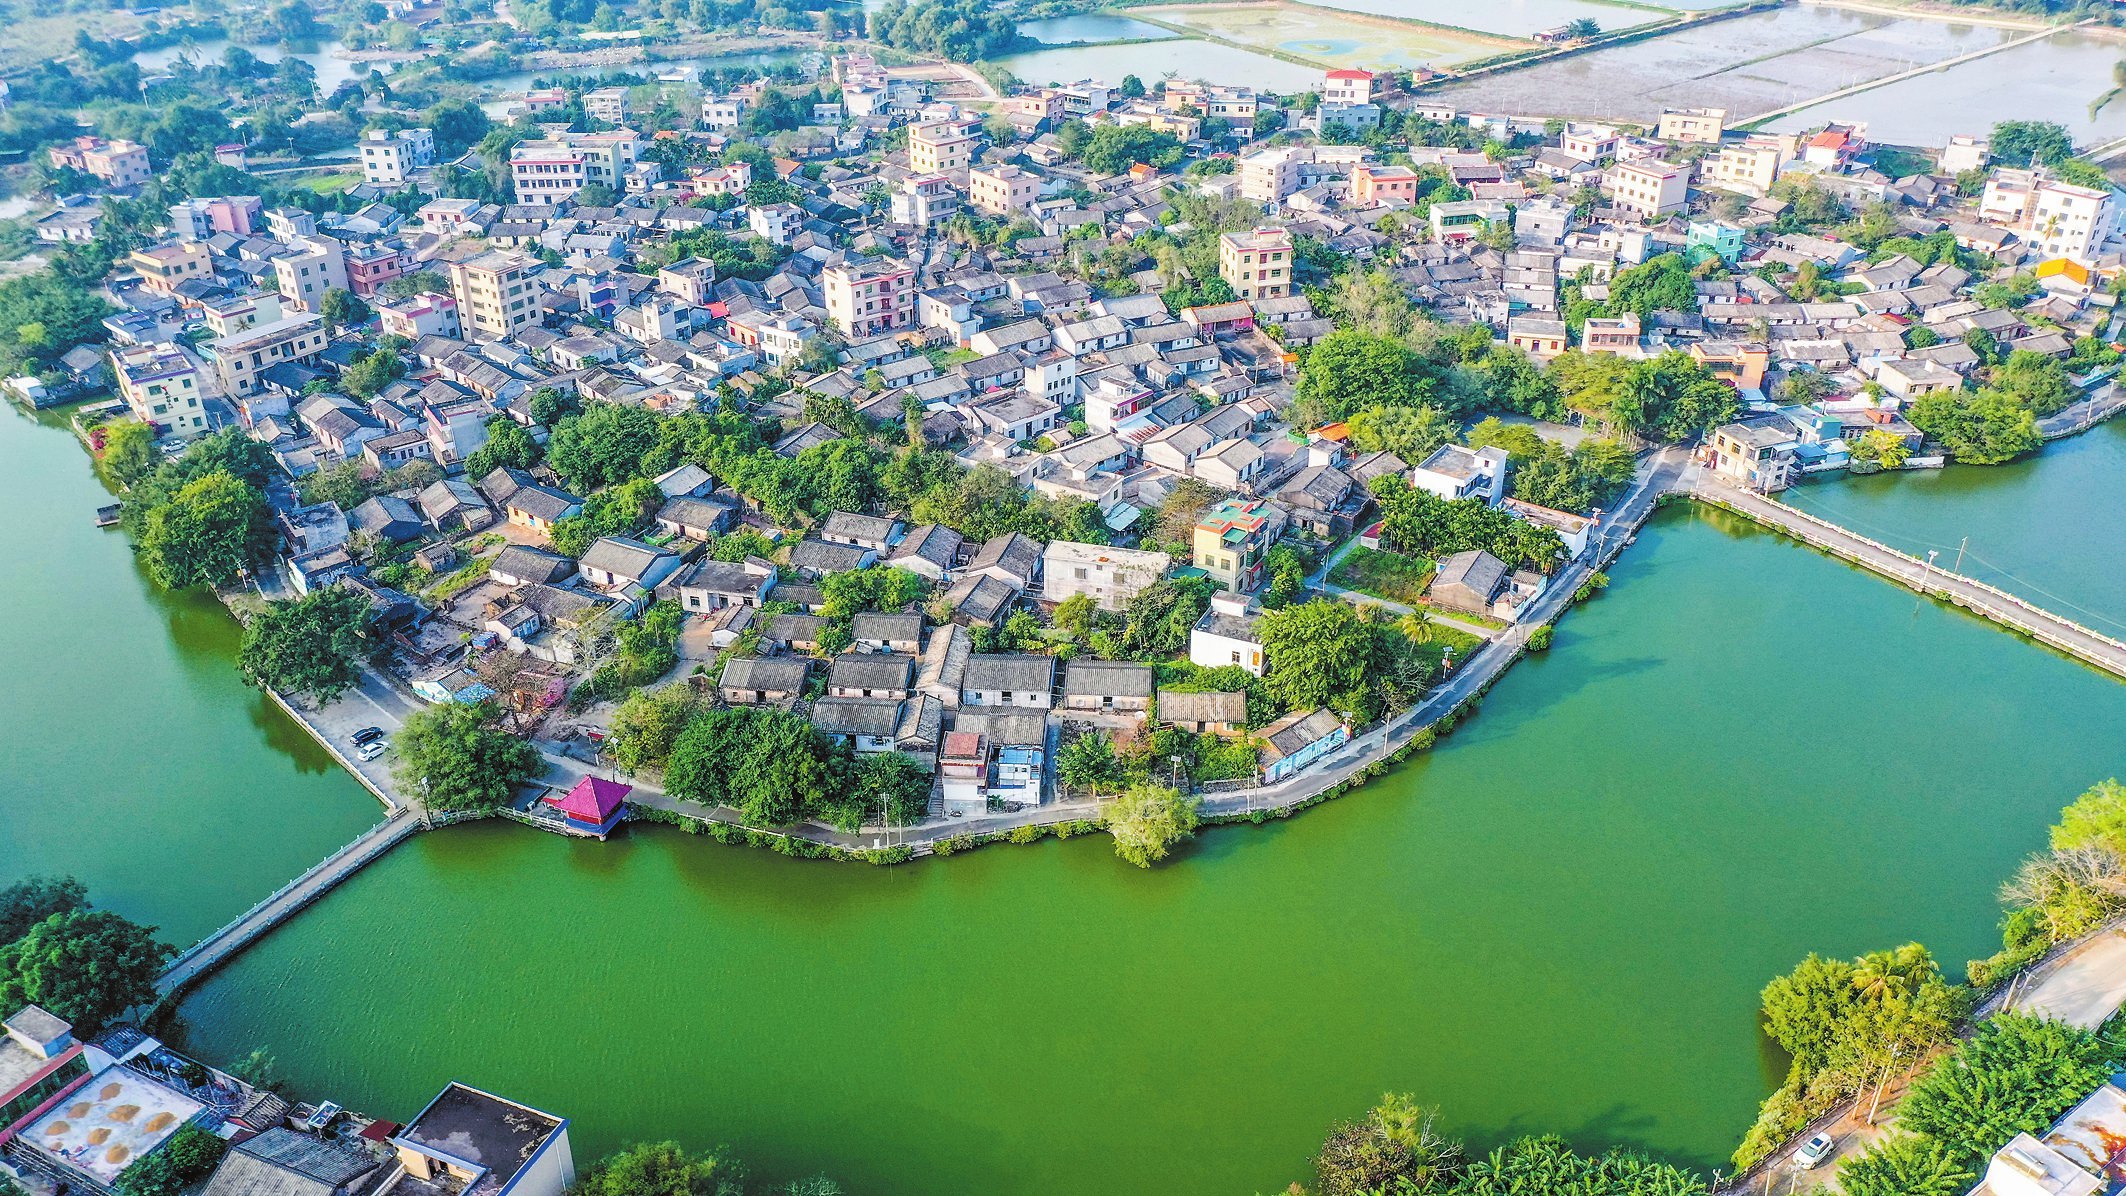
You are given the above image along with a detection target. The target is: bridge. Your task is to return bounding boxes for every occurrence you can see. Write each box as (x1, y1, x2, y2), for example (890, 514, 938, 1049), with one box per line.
(155, 810, 423, 1003)
(1693, 479, 2126, 681)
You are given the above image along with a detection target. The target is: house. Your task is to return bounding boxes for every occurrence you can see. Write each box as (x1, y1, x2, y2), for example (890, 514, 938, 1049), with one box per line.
(885, 523, 964, 582)
(1061, 659, 1153, 715)
(766, 612, 830, 652)
(577, 536, 681, 592)
(1428, 549, 1511, 616)
(490, 545, 576, 587)
(790, 537, 876, 576)
(809, 696, 914, 754)
(1708, 418, 1799, 492)
(1191, 593, 1264, 675)
(417, 478, 494, 532)
(828, 653, 916, 699)
(851, 612, 923, 655)
(654, 495, 736, 540)
(390, 1084, 574, 1196)
(1157, 689, 1247, 736)
(1041, 541, 1168, 612)
(940, 730, 989, 815)
(720, 656, 809, 705)
(1410, 444, 1510, 505)
(821, 510, 902, 553)
(1192, 497, 1285, 594)
(1257, 708, 1347, 783)
(197, 1127, 384, 1196)
(961, 653, 1056, 708)
(966, 533, 1043, 592)
(670, 557, 777, 612)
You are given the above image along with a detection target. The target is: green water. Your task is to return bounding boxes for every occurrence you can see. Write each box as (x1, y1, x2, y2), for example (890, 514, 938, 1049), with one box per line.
(166, 502, 2126, 1193)
(0, 408, 381, 946)
(1785, 422, 2126, 637)
(8, 394, 2126, 1193)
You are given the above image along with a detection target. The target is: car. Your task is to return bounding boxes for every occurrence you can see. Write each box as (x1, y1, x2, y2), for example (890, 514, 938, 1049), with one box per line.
(356, 740, 389, 762)
(1794, 1133, 1836, 1170)
(350, 727, 384, 746)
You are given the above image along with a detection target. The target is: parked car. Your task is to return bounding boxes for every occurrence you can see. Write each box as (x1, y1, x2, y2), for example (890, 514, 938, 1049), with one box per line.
(1794, 1133, 1836, 1170)
(356, 740, 389, 762)
(350, 726, 384, 745)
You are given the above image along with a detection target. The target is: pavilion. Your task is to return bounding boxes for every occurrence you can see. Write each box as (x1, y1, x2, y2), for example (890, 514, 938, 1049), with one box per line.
(542, 776, 631, 837)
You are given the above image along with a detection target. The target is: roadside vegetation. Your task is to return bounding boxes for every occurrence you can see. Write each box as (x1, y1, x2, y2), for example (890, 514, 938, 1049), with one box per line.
(0, 875, 170, 1037)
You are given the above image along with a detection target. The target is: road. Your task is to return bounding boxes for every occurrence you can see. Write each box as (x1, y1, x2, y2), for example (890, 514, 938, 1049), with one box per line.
(2011, 928, 2126, 1030)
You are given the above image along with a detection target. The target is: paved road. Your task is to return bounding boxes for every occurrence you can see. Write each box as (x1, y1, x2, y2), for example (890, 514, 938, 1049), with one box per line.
(2012, 929, 2126, 1029)
(1700, 479, 2126, 680)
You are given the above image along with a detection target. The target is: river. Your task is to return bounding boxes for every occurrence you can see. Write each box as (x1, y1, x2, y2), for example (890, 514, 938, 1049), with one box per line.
(7, 397, 2125, 1192)
(131, 38, 391, 97)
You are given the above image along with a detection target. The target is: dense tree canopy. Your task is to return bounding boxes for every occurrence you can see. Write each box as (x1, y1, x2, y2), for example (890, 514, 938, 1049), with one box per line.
(392, 700, 544, 812)
(138, 471, 277, 590)
(239, 585, 375, 702)
(0, 876, 89, 946)
(0, 909, 171, 1036)
(1100, 783, 1200, 868)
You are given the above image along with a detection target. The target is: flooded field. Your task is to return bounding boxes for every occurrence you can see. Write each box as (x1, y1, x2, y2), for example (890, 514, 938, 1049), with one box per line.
(1017, 14, 1180, 44)
(1296, 0, 1669, 39)
(1424, 5, 2011, 120)
(994, 36, 1326, 90)
(1135, 2, 1519, 70)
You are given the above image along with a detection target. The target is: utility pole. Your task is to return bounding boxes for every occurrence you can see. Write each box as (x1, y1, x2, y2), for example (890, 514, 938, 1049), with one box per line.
(1866, 1041, 1903, 1126)
(1918, 548, 1939, 594)
(1954, 536, 1968, 575)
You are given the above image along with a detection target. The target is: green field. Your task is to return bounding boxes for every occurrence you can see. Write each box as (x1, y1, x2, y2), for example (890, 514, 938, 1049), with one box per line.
(1329, 545, 1437, 605)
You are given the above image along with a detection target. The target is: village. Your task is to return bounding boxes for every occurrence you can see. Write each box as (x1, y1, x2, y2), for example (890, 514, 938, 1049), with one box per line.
(10, 49, 2122, 842)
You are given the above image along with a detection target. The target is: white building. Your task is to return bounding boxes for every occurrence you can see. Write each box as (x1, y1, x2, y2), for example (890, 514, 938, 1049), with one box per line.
(1041, 540, 1168, 611)
(1410, 444, 1509, 505)
(358, 127, 434, 186)
(1189, 592, 1264, 675)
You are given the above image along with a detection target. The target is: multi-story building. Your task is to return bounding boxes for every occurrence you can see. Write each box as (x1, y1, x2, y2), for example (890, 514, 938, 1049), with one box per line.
(419, 197, 483, 237)
(1350, 163, 1419, 206)
(272, 236, 349, 313)
(1163, 81, 1258, 122)
(1939, 133, 1989, 175)
(168, 195, 262, 239)
(1192, 497, 1285, 594)
(909, 119, 980, 173)
(747, 202, 805, 246)
(1320, 68, 1374, 105)
(448, 249, 541, 342)
(127, 242, 212, 297)
(688, 161, 750, 198)
(890, 172, 960, 227)
(1410, 444, 1510, 505)
(200, 290, 283, 338)
(1218, 227, 1293, 302)
(969, 164, 1041, 216)
(203, 313, 328, 399)
(755, 314, 816, 370)
(509, 132, 641, 204)
(1042, 541, 1168, 611)
(378, 291, 461, 340)
(1430, 198, 1509, 243)
(358, 127, 434, 185)
(657, 258, 717, 307)
(1560, 124, 1620, 163)
(112, 343, 210, 437)
(1701, 139, 1783, 196)
(1984, 168, 2124, 260)
(345, 241, 414, 296)
(583, 86, 631, 124)
(48, 136, 150, 187)
(1603, 160, 1688, 220)
(1655, 106, 1726, 144)
(1238, 146, 1305, 204)
(701, 94, 749, 130)
(823, 258, 914, 337)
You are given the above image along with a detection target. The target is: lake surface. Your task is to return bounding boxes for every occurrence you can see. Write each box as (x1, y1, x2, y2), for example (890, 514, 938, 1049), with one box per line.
(480, 49, 813, 96)
(1425, 6, 2009, 120)
(0, 407, 381, 947)
(1017, 14, 1179, 45)
(1764, 29, 2126, 146)
(995, 38, 1325, 91)
(131, 38, 390, 95)
(168, 496, 2126, 1193)
(1785, 422, 2126, 634)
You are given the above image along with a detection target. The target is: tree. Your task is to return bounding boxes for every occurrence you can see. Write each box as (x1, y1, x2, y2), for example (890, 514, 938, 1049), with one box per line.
(1259, 599, 1392, 721)
(1315, 1094, 1462, 1196)
(0, 909, 170, 1036)
(319, 287, 371, 331)
(464, 417, 544, 479)
(1909, 390, 2041, 465)
(833, 752, 933, 830)
(98, 419, 159, 487)
(2052, 779, 2126, 858)
(1346, 404, 1459, 464)
(139, 470, 275, 590)
(0, 876, 88, 945)
(1056, 731, 1125, 795)
(1991, 119, 2073, 168)
(115, 1125, 228, 1196)
(568, 1141, 739, 1196)
(547, 402, 665, 490)
(427, 98, 493, 155)
(663, 708, 838, 825)
(1562, 17, 1600, 38)
(1836, 1135, 1972, 1196)
(1895, 1014, 2125, 1171)
(1847, 428, 1912, 473)
(607, 683, 708, 774)
(1118, 74, 1146, 100)
(391, 700, 543, 812)
(1292, 329, 1431, 425)
(239, 586, 374, 702)
(1101, 783, 1200, 867)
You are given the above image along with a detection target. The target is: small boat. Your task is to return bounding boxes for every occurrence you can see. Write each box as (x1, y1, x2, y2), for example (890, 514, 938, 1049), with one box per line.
(94, 504, 122, 528)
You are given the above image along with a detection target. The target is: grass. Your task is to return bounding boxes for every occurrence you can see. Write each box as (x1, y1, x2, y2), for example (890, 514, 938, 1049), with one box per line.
(1329, 546, 1436, 606)
(421, 557, 493, 605)
(292, 170, 366, 194)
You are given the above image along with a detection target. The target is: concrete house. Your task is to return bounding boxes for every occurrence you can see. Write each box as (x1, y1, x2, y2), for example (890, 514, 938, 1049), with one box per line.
(577, 536, 681, 592)
(670, 557, 777, 612)
(1157, 689, 1247, 736)
(1410, 444, 1510, 506)
(1041, 541, 1168, 612)
(1190, 593, 1265, 675)
(828, 653, 916, 699)
(1257, 708, 1348, 783)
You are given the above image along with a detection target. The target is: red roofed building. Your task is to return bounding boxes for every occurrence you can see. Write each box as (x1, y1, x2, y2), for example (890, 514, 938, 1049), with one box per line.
(545, 776, 631, 836)
(1802, 123, 1865, 169)
(1322, 69, 1375, 105)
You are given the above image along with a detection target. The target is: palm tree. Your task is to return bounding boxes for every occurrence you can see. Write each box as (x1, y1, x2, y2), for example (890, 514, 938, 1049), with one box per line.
(1851, 942, 1933, 1006)
(1398, 608, 1435, 643)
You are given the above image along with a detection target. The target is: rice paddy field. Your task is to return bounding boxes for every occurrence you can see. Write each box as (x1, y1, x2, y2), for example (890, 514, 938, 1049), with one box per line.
(1424, 3, 2013, 121)
(1133, 2, 1525, 71)
(1298, 0, 1673, 40)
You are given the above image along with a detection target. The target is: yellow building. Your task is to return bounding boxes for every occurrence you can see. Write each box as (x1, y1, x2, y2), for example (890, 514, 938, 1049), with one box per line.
(128, 242, 212, 297)
(203, 314, 327, 399)
(449, 250, 541, 342)
(1191, 497, 1284, 594)
(1218, 228, 1293, 302)
(909, 120, 980, 173)
(111, 343, 210, 437)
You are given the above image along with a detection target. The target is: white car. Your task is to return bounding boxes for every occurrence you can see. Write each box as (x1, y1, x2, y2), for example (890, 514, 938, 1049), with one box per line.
(1794, 1133, 1836, 1170)
(356, 740, 389, 762)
